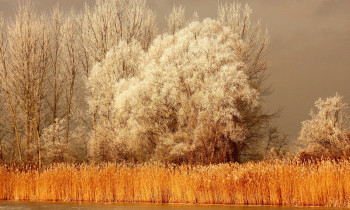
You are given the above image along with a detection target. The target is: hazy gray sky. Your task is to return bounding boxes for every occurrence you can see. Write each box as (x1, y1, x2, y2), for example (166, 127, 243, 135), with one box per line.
(1, 0, 349, 139)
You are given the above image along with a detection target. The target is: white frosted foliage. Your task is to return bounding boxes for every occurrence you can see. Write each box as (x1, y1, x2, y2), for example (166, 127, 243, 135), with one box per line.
(89, 19, 259, 163)
(87, 40, 146, 161)
(41, 119, 67, 163)
(299, 94, 350, 157)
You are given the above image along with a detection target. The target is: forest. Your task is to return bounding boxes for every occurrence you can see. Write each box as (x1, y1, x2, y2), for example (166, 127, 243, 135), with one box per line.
(0, 0, 349, 207)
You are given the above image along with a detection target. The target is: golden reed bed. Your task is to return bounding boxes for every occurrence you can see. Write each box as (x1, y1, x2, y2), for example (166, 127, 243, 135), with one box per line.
(0, 160, 349, 207)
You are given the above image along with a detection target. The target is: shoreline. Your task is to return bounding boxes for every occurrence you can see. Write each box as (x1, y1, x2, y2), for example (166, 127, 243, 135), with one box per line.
(0, 200, 349, 209)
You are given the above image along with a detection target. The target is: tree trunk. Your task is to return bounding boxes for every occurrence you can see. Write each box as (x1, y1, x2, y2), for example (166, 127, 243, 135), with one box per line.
(35, 109, 42, 171)
(0, 139, 3, 161)
(231, 142, 240, 163)
(65, 67, 76, 151)
(6, 92, 22, 162)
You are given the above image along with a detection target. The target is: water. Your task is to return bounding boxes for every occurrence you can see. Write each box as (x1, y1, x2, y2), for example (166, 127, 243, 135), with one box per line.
(0, 202, 348, 210)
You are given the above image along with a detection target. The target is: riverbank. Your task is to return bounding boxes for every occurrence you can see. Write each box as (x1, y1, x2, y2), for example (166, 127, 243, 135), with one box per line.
(0, 160, 349, 207)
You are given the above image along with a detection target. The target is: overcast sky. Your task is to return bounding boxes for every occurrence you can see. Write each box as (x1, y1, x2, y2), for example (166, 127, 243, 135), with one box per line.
(1, 0, 349, 140)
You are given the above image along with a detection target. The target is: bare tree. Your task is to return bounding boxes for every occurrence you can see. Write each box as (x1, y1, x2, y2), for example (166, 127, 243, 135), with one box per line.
(166, 5, 186, 35)
(79, 0, 157, 66)
(264, 124, 288, 159)
(0, 3, 52, 168)
(62, 15, 81, 153)
(0, 89, 6, 162)
(46, 6, 65, 125)
(38, 9, 83, 163)
(0, 12, 23, 162)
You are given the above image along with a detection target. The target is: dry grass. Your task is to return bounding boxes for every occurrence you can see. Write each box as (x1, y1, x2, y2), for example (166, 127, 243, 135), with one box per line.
(0, 160, 349, 207)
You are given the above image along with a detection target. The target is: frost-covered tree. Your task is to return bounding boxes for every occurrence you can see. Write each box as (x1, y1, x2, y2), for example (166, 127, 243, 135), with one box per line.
(89, 19, 259, 163)
(166, 5, 200, 35)
(0, 1, 282, 165)
(79, 0, 157, 149)
(0, 0, 158, 164)
(41, 118, 67, 163)
(218, 3, 281, 160)
(166, 5, 186, 35)
(299, 94, 350, 159)
(88, 40, 146, 161)
(218, 3, 269, 89)
(79, 0, 157, 65)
